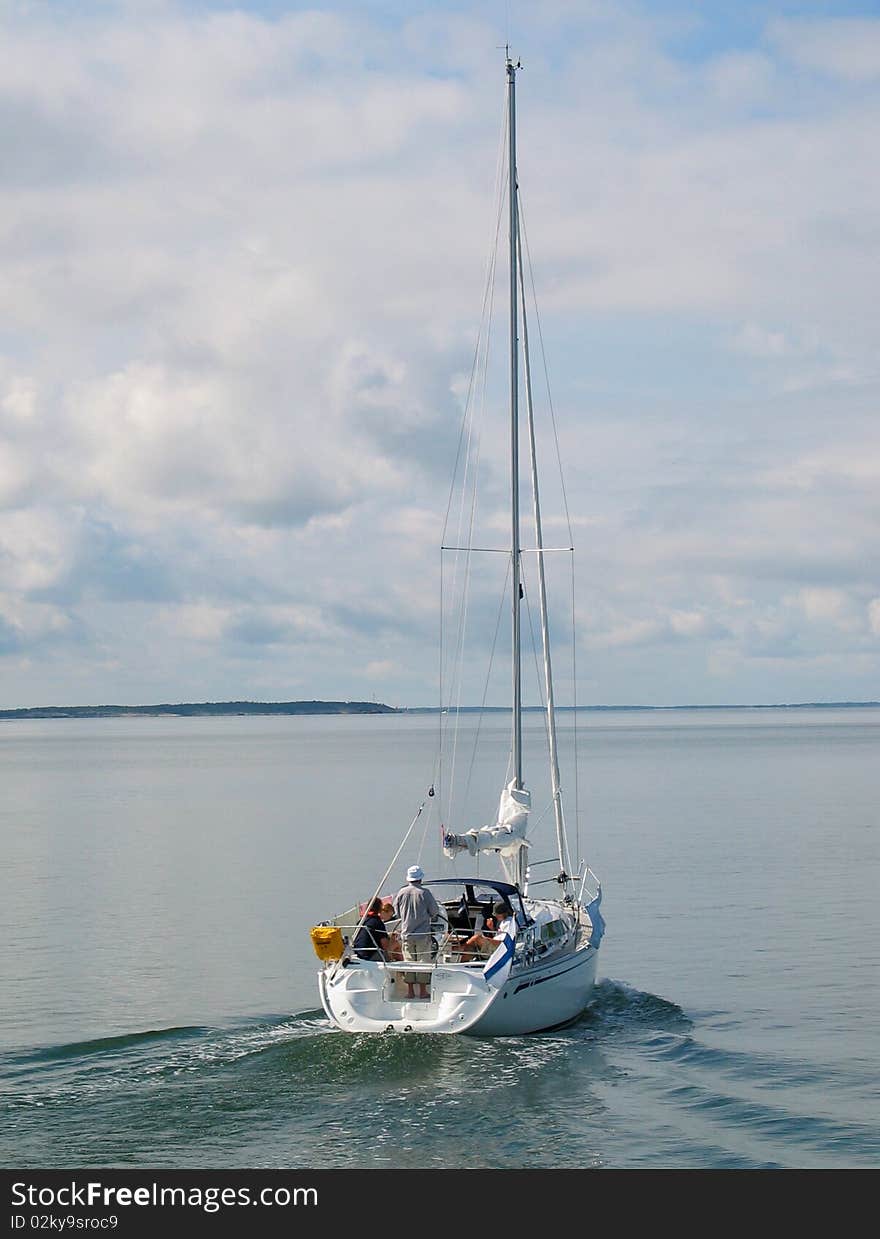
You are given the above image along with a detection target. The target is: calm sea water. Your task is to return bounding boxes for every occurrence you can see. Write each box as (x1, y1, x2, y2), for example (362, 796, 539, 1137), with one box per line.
(1, 708, 878, 1169)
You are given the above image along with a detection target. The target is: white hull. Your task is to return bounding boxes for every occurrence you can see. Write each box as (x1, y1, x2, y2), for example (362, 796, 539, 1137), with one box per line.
(467, 941, 598, 1036)
(318, 942, 598, 1036)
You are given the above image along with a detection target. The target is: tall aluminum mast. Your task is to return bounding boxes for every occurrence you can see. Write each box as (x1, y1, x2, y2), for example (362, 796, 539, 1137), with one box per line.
(507, 55, 522, 792)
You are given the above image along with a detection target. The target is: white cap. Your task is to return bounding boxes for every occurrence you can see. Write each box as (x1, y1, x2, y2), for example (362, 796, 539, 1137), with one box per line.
(406, 865, 424, 882)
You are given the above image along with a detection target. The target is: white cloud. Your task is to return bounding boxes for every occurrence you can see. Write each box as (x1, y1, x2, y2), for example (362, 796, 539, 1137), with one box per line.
(163, 602, 230, 643)
(730, 323, 790, 359)
(705, 51, 777, 107)
(796, 588, 846, 623)
(669, 610, 708, 637)
(770, 18, 880, 82)
(1, 375, 37, 422)
(363, 660, 395, 681)
(1, 2, 880, 707)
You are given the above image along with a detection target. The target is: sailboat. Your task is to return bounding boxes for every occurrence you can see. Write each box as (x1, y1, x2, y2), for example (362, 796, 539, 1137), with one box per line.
(312, 56, 605, 1036)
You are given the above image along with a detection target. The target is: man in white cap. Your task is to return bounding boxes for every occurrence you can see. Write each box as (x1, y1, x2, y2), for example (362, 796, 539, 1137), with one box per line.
(393, 865, 441, 999)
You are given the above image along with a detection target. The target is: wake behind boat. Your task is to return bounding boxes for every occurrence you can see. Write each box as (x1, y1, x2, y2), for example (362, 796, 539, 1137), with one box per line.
(312, 55, 606, 1036)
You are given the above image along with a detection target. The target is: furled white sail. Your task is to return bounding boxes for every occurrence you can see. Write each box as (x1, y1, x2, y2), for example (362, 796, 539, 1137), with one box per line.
(442, 779, 531, 861)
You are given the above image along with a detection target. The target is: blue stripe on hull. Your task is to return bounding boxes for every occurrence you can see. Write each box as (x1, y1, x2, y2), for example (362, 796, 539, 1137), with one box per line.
(465, 945, 598, 1037)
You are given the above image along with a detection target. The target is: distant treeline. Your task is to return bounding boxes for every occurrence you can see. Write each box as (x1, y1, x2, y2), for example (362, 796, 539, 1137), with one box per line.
(0, 700, 396, 719)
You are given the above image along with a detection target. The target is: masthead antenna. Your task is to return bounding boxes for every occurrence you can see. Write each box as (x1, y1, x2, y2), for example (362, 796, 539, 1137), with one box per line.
(498, 43, 522, 69)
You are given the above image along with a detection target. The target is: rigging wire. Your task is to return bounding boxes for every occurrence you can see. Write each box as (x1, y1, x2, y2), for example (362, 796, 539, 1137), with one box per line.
(518, 188, 584, 876)
(443, 265, 493, 832)
(517, 191, 577, 884)
(518, 194, 574, 546)
(519, 573, 553, 835)
(520, 573, 573, 877)
(571, 550, 581, 869)
(441, 92, 508, 837)
(460, 554, 512, 818)
(439, 76, 586, 890)
(440, 86, 508, 545)
(328, 789, 433, 980)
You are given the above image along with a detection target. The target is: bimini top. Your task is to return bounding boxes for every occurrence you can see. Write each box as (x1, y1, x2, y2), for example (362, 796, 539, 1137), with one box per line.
(419, 877, 527, 916)
(418, 877, 519, 897)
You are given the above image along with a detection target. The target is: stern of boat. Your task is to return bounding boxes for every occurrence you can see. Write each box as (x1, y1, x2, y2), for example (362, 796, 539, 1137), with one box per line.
(318, 959, 498, 1034)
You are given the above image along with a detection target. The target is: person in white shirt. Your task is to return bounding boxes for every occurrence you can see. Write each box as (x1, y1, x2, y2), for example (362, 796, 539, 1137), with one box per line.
(464, 900, 513, 956)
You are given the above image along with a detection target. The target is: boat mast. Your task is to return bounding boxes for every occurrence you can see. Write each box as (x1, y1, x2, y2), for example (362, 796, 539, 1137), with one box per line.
(507, 54, 523, 793)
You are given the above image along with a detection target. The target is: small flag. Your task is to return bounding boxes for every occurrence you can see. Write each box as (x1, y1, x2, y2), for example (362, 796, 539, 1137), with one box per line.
(483, 916, 516, 989)
(586, 887, 605, 948)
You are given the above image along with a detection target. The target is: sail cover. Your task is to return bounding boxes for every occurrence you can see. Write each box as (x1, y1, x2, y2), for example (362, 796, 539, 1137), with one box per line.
(443, 780, 531, 864)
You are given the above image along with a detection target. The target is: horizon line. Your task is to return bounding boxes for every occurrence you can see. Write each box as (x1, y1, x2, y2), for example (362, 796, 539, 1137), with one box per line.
(2, 697, 880, 719)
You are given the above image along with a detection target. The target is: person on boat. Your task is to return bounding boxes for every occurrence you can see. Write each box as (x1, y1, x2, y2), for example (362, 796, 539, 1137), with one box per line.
(393, 865, 441, 998)
(352, 897, 392, 961)
(379, 900, 403, 959)
(463, 900, 513, 958)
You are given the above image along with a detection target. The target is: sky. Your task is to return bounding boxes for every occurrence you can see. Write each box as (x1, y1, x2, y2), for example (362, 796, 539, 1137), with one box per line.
(1, 0, 879, 709)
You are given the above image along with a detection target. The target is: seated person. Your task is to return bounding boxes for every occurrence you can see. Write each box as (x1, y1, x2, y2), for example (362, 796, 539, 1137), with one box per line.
(439, 928, 471, 960)
(462, 900, 513, 959)
(352, 897, 393, 961)
(380, 900, 403, 960)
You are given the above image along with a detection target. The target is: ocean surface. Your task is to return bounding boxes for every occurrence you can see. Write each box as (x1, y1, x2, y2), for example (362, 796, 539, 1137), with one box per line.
(1, 707, 878, 1170)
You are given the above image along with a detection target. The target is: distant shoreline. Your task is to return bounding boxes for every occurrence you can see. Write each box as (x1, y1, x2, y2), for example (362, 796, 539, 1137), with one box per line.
(0, 700, 395, 719)
(1, 699, 878, 720)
